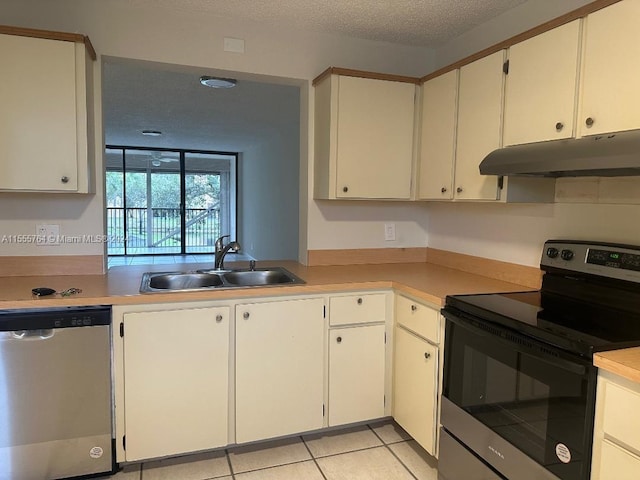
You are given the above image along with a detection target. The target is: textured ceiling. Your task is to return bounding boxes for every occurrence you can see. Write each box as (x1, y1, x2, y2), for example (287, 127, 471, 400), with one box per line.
(106, 1, 531, 151)
(128, 0, 528, 46)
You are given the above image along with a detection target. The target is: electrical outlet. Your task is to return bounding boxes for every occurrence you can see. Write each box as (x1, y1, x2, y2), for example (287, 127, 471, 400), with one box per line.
(36, 224, 60, 245)
(384, 223, 396, 241)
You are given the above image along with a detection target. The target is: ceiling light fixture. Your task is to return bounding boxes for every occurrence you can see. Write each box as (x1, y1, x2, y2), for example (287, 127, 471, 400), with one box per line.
(199, 75, 237, 89)
(141, 130, 162, 136)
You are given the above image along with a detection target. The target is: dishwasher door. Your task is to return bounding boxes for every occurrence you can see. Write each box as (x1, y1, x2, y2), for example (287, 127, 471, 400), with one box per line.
(0, 308, 113, 480)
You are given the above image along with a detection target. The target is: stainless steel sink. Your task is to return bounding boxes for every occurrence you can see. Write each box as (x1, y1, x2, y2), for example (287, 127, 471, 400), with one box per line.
(147, 272, 224, 290)
(140, 267, 304, 293)
(221, 269, 301, 286)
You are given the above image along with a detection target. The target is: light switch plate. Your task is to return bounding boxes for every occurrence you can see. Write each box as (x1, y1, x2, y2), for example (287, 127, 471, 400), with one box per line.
(223, 37, 245, 53)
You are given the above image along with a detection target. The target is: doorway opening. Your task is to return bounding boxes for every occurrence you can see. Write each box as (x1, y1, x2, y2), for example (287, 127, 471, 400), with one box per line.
(105, 146, 237, 257)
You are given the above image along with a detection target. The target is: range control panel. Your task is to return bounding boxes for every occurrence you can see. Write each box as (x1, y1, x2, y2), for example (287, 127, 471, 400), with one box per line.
(541, 240, 640, 283)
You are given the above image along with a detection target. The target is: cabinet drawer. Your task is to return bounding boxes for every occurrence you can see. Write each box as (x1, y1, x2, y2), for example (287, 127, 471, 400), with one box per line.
(329, 294, 386, 326)
(598, 440, 640, 480)
(602, 382, 640, 453)
(395, 295, 440, 343)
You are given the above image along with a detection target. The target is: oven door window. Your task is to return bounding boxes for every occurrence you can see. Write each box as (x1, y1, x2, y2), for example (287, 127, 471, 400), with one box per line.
(444, 319, 592, 479)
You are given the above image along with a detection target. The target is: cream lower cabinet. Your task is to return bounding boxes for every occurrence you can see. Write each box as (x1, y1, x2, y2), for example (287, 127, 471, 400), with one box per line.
(393, 294, 442, 457)
(0, 31, 94, 192)
(591, 370, 640, 479)
(328, 325, 386, 426)
(120, 306, 230, 461)
(327, 293, 388, 426)
(235, 297, 325, 443)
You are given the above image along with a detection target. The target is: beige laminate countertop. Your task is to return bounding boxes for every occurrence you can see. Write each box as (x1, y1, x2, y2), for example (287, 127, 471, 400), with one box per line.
(0, 260, 533, 309)
(594, 348, 640, 384)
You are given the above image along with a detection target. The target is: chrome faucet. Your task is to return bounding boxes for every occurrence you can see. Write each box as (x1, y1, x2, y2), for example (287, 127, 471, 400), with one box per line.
(214, 235, 241, 270)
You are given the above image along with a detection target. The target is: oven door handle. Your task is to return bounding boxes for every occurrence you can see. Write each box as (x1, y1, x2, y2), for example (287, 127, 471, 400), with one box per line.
(444, 310, 589, 376)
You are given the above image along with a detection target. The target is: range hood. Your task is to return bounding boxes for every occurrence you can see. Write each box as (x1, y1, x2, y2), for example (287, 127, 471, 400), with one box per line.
(479, 130, 640, 178)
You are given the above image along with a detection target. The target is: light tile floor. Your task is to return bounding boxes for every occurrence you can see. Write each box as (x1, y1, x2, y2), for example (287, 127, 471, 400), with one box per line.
(107, 421, 438, 480)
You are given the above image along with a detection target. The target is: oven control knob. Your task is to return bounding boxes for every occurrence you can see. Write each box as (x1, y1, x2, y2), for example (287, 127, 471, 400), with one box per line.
(546, 247, 559, 259)
(561, 249, 574, 261)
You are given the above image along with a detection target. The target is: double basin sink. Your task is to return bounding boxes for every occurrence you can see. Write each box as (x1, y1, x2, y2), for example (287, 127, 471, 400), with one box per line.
(140, 267, 305, 293)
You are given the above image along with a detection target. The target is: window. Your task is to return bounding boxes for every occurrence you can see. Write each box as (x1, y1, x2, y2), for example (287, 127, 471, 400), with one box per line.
(105, 147, 237, 256)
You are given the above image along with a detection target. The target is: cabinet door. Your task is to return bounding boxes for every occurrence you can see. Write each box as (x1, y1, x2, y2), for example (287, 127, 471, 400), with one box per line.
(454, 50, 505, 201)
(503, 20, 581, 146)
(418, 70, 458, 200)
(0, 34, 80, 191)
(335, 76, 415, 199)
(328, 324, 386, 426)
(597, 440, 640, 480)
(393, 326, 438, 455)
(580, 0, 640, 136)
(122, 307, 229, 461)
(236, 298, 325, 443)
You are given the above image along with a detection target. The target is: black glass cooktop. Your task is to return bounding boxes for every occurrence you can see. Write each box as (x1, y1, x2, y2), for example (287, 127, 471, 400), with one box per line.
(444, 288, 640, 358)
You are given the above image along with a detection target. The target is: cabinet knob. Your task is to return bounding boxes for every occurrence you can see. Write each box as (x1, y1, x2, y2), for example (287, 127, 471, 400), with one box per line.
(215, 314, 223, 322)
(243, 312, 250, 319)
(411, 304, 417, 312)
(60, 176, 69, 184)
(336, 336, 342, 344)
(456, 187, 463, 193)
(424, 352, 431, 360)
(555, 122, 564, 131)
(441, 187, 447, 193)
(585, 117, 595, 127)
(357, 297, 363, 305)
(343, 186, 349, 193)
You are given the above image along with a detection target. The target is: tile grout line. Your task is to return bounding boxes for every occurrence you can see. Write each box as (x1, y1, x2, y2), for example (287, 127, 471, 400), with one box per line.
(300, 435, 329, 480)
(367, 424, 420, 480)
(224, 448, 236, 480)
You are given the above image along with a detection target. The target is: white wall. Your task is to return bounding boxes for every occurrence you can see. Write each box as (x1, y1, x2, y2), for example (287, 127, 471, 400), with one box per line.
(1, 0, 435, 263)
(427, 0, 640, 267)
(434, 0, 593, 69)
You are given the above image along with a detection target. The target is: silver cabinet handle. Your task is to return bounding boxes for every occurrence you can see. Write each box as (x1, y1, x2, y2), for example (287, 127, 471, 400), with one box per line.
(585, 117, 595, 127)
(243, 312, 250, 319)
(456, 187, 463, 193)
(343, 186, 349, 193)
(441, 187, 447, 193)
(336, 336, 342, 344)
(424, 352, 431, 359)
(61, 176, 69, 184)
(555, 122, 564, 131)
(215, 314, 223, 322)
(357, 297, 363, 305)
(411, 304, 417, 312)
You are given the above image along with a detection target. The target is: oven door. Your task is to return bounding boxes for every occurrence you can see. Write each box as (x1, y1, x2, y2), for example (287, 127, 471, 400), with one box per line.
(440, 308, 597, 480)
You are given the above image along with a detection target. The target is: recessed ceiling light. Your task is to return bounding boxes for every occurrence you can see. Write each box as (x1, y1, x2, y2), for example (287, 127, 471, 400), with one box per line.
(200, 76, 237, 88)
(142, 130, 162, 136)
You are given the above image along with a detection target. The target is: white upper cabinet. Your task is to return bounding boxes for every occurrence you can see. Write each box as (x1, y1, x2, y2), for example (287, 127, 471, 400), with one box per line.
(418, 70, 458, 200)
(454, 50, 505, 201)
(314, 72, 416, 200)
(579, 0, 640, 137)
(0, 31, 94, 192)
(503, 20, 582, 146)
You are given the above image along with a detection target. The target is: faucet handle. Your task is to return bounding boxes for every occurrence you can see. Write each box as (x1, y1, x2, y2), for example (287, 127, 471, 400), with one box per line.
(249, 260, 256, 271)
(214, 235, 230, 249)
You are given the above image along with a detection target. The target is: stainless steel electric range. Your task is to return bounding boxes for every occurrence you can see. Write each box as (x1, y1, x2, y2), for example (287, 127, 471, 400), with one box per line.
(439, 240, 640, 480)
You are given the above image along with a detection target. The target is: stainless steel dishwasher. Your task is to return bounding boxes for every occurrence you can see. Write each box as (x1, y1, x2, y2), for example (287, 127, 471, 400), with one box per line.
(0, 306, 114, 480)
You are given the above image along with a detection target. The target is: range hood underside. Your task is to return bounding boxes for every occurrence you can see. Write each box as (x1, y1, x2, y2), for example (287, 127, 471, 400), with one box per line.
(479, 131, 640, 178)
